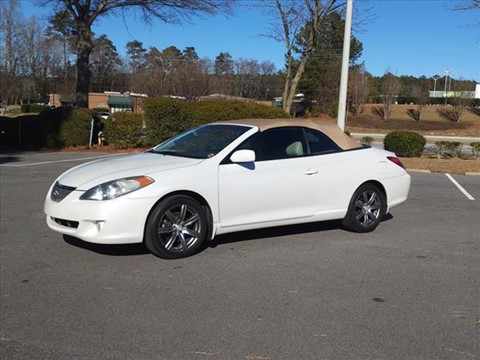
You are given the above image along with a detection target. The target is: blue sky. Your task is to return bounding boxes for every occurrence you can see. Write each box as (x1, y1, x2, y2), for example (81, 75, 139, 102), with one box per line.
(24, 0, 480, 81)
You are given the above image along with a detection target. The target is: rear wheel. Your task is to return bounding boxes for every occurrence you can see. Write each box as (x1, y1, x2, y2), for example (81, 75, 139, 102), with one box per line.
(145, 195, 208, 259)
(342, 183, 386, 233)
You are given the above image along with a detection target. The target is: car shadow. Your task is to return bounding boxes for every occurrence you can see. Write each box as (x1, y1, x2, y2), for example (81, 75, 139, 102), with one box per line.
(0, 149, 25, 164)
(0, 155, 20, 164)
(210, 214, 394, 247)
(63, 235, 150, 256)
(210, 219, 343, 247)
(63, 215, 394, 257)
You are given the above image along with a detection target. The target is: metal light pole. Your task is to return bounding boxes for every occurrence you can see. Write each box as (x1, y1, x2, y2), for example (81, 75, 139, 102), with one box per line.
(432, 75, 441, 96)
(337, 0, 353, 131)
(444, 69, 451, 105)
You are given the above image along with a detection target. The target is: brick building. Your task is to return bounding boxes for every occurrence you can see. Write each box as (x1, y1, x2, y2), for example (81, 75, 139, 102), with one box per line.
(48, 92, 147, 113)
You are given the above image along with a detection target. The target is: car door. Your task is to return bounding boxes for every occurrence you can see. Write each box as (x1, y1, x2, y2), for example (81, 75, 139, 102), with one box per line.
(217, 127, 321, 228)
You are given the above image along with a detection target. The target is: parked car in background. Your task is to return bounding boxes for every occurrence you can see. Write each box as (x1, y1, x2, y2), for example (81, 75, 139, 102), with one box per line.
(96, 111, 111, 120)
(44, 118, 411, 259)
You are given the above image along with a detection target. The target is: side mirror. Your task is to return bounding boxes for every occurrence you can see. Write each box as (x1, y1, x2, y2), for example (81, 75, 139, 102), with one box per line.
(230, 149, 255, 163)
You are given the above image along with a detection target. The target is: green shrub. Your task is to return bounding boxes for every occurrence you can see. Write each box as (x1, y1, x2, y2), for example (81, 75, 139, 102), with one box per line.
(397, 97, 417, 105)
(30, 104, 51, 113)
(21, 104, 51, 113)
(103, 112, 146, 149)
(1, 108, 93, 148)
(143, 97, 192, 145)
(471, 142, 480, 159)
(361, 136, 374, 145)
(384, 131, 426, 157)
(39, 107, 93, 147)
(184, 101, 288, 126)
(144, 97, 288, 145)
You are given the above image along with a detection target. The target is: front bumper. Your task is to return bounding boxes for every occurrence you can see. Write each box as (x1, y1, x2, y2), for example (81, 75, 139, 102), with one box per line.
(44, 188, 158, 244)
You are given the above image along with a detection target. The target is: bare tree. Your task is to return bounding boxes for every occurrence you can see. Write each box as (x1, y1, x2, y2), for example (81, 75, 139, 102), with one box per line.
(374, 71, 400, 120)
(172, 60, 210, 100)
(39, 0, 234, 108)
(21, 17, 44, 78)
(260, 0, 342, 115)
(437, 81, 474, 123)
(348, 63, 369, 116)
(45, 10, 77, 84)
(406, 79, 429, 121)
(455, 0, 480, 9)
(0, 0, 21, 103)
(452, 0, 480, 27)
(0, 0, 19, 75)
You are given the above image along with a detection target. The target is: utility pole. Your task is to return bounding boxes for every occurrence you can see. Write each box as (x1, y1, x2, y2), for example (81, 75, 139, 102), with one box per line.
(337, 0, 353, 131)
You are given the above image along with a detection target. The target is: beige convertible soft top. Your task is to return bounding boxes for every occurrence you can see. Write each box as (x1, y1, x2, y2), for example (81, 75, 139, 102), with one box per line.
(219, 118, 361, 150)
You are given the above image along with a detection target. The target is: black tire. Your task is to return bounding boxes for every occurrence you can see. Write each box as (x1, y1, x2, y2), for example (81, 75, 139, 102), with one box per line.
(145, 195, 208, 259)
(342, 183, 387, 233)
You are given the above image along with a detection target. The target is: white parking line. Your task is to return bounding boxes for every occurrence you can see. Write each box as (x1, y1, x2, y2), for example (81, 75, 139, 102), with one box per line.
(445, 173, 475, 201)
(0, 154, 122, 167)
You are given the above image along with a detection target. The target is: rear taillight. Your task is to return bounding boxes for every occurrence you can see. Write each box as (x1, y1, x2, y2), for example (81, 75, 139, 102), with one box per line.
(387, 156, 406, 170)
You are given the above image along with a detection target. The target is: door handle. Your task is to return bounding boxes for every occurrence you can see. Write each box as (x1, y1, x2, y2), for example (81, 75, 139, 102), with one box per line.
(304, 169, 318, 175)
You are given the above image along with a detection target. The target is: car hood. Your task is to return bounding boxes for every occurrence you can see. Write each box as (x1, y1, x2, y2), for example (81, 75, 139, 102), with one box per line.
(57, 152, 203, 189)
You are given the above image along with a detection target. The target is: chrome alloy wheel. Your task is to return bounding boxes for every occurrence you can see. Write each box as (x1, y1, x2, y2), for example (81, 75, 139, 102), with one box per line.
(157, 203, 202, 252)
(354, 190, 382, 228)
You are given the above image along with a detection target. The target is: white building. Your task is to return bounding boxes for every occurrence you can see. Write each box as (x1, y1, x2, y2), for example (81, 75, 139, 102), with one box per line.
(429, 83, 480, 99)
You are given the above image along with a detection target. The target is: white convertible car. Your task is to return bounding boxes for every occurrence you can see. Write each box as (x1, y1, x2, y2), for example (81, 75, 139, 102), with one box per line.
(44, 118, 411, 259)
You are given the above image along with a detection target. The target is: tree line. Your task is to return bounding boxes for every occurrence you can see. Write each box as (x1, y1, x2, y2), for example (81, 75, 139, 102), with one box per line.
(1, 0, 477, 118)
(0, 1, 281, 104)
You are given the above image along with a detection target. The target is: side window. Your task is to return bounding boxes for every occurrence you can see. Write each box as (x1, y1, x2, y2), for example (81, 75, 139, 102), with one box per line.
(305, 129, 341, 155)
(238, 128, 306, 161)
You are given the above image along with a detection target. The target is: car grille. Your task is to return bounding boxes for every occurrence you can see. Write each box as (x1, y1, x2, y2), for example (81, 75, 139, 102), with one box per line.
(51, 217, 79, 229)
(51, 182, 76, 202)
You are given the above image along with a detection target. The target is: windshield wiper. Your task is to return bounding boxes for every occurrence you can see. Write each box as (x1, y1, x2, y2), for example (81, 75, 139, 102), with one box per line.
(148, 149, 207, 159)
(149, 150, 176, 155)
(151, 150, 189, 157)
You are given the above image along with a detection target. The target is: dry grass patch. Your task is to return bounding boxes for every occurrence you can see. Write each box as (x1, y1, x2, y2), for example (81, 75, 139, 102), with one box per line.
(402, 156, 480, 175)
(346, 104, 480, 137)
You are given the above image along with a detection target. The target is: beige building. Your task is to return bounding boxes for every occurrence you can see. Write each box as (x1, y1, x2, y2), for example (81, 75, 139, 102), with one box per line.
(48, 92, 147, 113)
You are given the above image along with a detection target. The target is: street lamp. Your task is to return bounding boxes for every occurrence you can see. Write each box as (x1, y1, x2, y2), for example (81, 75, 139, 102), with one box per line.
(432, 75, 441, 96)
(444, 69, 451, 104)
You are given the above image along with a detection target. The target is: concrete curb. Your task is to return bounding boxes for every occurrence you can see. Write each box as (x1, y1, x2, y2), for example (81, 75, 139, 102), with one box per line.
(408, 169, 431, 174)
(407, 169, 480, 176)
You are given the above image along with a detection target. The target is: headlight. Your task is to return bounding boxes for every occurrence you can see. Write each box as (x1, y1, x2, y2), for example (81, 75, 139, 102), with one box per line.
(80, 176, 154, 201)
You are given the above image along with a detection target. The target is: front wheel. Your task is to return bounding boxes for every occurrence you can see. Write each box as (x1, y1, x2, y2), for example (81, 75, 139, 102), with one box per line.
(342, 183, 387, 233)
(145, 195, 208, 259)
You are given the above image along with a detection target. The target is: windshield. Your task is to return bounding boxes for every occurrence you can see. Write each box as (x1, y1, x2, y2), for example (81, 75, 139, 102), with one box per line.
(150, 124, 251, 159)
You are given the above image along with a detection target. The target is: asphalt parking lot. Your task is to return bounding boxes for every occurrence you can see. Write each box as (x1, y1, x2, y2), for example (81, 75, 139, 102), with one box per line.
(1, 151, 479, 360)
